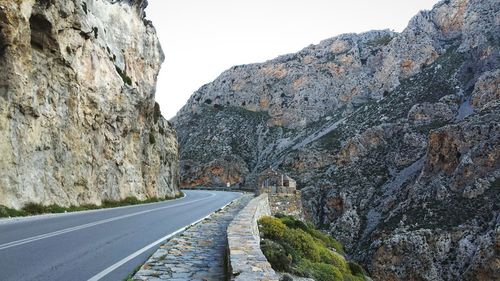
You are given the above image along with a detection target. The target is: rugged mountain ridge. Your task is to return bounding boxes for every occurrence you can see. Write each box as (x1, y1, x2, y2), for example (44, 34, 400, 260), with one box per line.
(0, 0, 180, 209)
(174, 0, 499, 279)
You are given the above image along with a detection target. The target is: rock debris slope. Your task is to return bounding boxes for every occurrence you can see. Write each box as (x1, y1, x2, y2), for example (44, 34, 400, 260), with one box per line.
(0, 0, 180, 209)
(174, 0, 499, 279)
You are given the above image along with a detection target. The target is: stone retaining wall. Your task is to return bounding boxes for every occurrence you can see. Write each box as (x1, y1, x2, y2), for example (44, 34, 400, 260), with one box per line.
(268, 193, 303, 219)
(227, 193, 280, 281)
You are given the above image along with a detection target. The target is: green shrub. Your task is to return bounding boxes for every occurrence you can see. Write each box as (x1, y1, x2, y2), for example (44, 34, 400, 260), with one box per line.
(68, 203, 99, 212)
(311, 262, 343, 281)
(0, 205, 24, 217)
(308, 228, 345, 254)
(348, 261, 366, 277)
(279, 241, 302, 263)
(280, 215, 309, 231)
(318, 248, 349, 273)
(261, 239, 292, 271)
(327, 238, 344, 255)
(102, 196, 142, 208)
(258, 216, 287, 240)
(292, 258, 314, 278)
(44, 204, 67, 213)
(115, 66, 132, 86)
(22, 203, 46, 215)
(279, 215, 345, 254)
(285, 228, 321, 262)
(258, 215, 368, 280)
(293, 260, 343, 281)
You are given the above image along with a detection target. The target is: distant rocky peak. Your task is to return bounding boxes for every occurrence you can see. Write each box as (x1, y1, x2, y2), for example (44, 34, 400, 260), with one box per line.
(176, 0, 489, 130)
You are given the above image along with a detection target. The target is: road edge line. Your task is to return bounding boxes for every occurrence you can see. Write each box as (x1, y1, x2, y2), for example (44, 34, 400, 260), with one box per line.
(0, 192, 212, 251)
(0, 192, 188, 225)
(87, 193, 243, 281)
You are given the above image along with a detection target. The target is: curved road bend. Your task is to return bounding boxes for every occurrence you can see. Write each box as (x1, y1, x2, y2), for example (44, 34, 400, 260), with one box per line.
(0, 190, 242, 281)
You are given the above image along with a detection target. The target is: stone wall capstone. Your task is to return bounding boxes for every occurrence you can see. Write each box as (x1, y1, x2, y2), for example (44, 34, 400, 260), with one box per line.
(227, 193, 280, 281)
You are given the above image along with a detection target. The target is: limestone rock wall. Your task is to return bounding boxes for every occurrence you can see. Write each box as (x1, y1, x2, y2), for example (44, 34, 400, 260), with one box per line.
(0, 0, 180, 209)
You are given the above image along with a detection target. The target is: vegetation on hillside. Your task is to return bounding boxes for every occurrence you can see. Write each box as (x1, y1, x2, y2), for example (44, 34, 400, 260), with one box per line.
(258, 215, 367, 281)
(0, 193, 184, 218)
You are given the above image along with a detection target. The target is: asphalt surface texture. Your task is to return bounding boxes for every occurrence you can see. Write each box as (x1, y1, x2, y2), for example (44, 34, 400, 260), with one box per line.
(0, 190, 242, 281)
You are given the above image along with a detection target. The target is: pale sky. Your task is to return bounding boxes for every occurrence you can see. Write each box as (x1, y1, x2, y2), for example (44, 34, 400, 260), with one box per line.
(146, 0, 440, 119)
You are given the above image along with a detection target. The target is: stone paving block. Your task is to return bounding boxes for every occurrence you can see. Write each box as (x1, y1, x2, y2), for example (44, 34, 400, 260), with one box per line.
(133, 194, 253, 281)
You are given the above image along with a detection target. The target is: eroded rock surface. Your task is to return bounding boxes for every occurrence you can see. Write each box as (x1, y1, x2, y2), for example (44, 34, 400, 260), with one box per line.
(174, 0, 499, 279)
(0, 0, 180, 209)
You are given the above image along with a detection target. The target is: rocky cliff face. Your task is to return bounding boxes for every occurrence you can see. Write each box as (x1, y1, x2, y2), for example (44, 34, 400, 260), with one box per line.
(0, 0, 180, 209)
(174, 0, 499, 279)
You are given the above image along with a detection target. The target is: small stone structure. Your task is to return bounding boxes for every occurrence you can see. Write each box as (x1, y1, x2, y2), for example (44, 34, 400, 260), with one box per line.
(257, 169, 304, 219)
(227, 193, 280, 281)
(258, 168, 297, 194)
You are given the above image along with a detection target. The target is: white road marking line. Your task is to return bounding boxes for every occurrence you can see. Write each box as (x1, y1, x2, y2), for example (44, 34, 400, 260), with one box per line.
(0, 192, 216, 251)
(0, 192, 188, 226)
(87, 194, 241, 281)
(87, 227, 186, 281)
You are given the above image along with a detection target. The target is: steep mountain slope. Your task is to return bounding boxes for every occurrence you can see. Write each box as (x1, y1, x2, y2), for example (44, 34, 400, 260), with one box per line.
(0, 0, 180, 209)
(174, 0, 499, 279)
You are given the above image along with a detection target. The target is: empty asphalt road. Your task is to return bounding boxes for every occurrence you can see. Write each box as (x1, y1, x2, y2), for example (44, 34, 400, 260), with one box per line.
(0, 190, 243, 281)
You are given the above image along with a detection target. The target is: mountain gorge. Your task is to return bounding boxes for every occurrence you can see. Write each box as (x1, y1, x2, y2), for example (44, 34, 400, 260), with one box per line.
(174, 0, 499, 279)
(0, 0, 180, 209)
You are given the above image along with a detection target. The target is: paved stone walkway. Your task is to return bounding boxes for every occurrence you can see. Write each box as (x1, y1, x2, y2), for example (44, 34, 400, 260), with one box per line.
(133, 194, 253, 281)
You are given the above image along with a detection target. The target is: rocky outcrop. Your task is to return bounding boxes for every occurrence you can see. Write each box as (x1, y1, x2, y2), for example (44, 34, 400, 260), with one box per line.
(0, 0, 180, 209)
(470, 70, 500, 111)
(174, 0, 498, 280)
(364, 109, 499, 280)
